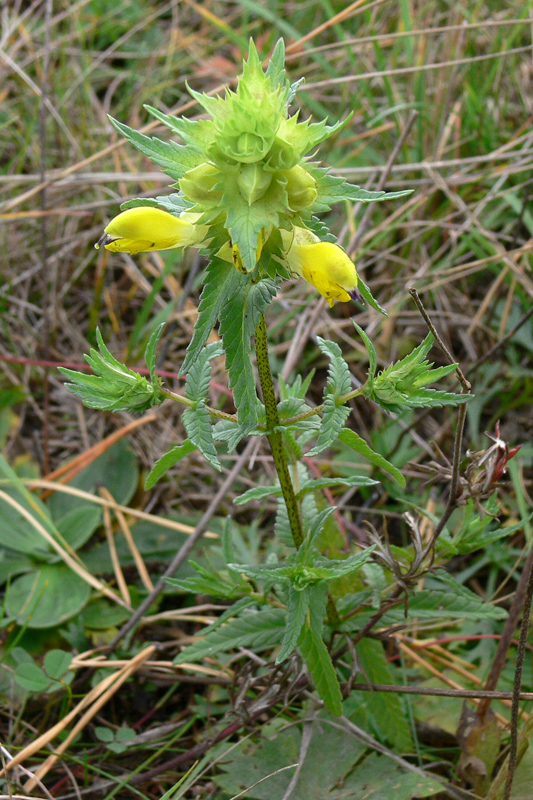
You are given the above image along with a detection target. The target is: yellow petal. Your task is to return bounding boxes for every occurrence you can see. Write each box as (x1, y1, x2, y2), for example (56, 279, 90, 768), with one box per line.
(282, 230, 358, 306)
(95, 207, 207, 255)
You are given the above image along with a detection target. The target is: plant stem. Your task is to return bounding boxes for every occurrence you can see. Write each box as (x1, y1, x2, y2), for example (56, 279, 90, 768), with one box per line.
(255, 312, 304, 549)
(162, 388, 238, 422)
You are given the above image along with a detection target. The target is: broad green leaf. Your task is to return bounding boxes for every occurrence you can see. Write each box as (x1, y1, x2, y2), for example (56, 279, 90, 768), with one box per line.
(356, 638, 413, 751)
(181, 257, 240, 376)
(56, 505, 102, 550)
(48, 439, 138, 517)
(340, 753, 442, 798)
(298, 620, 342, 716)
(0, 486, 52, 556)
(182, 403, 220, 470)
(306, 394, 350, 456)
(174, 606, 286, 664)
(15, 663, 52, 693)
(219, 274, 277, 432)
(338, 428, 406, 486)
(276, 585, 309, 663)
(145, 440, 196, 489)
(44, 649, 72, 681)
(213, 721, 366, 800)
(5, 565, 91, 628)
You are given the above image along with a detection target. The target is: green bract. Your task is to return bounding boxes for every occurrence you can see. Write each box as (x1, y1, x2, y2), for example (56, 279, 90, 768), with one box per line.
(110, 39, 410, 274)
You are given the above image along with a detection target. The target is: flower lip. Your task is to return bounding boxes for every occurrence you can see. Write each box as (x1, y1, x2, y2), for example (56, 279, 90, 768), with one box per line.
(95, 232, 118, 249)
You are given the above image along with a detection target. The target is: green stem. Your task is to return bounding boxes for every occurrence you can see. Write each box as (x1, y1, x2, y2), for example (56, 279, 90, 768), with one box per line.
(255, 313, 304, 549)
(162, 389, 238, 423)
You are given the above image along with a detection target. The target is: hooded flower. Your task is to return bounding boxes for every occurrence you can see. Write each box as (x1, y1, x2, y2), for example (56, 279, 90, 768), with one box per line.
(280, 227, 359, 307)
(95, 207, 208, 255)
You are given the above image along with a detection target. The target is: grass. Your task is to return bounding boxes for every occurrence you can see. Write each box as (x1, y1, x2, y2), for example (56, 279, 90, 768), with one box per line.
(1, 1, 533, 798)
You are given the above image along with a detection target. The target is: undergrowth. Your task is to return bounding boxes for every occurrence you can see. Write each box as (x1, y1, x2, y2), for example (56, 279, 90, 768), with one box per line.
(1, 2, 533, 799)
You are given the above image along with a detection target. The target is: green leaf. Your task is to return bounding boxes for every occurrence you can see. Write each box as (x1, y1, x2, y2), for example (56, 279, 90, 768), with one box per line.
(5, 565, 91, 628)
(352, 321, 378, 379)
(182, 402, 220, 470)
(355, 275, 388, 316)
(59, 328, 165, 413)
(317, 337, 351, 397)
(15, 663, 51, 693)
(145, 440, 196, 490)
(181, 257, 240, 376)
(276, 585, 309, 663)
(145, 323, 165, 384)
(356, 638, 412, 751)
(306, 394, 350, 456)
(234, 484, 282, 505)
(44, 649, 72, 681)
(298, 620, 342, 716)
(358, 331, 471, 413)
(184, 342, 223, 403)
(338, 428, 406, 487)
(109, 116, 198, 180)
(388, 587, 506, 621)
(174, 606, 286, 664)
(219, 274, 277, 432)
(297, 475, 379, 496)
(312, 547, 376, 579)
(166, 560, 245, 598)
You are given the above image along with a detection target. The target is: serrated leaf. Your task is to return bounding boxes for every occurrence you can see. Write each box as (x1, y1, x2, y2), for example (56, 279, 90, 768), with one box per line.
(298, 620, 342, 716)
(297, 475, 379, 497)
(219, 275, 277, 432)
(306, 394, 350, 456)
(312, 547, 376, 579)
(276, 585, 309, 663)
(184, 342, 223, 403)
(145, 323, 165, 383)
(145, 440, 196, 489)
(316, 337, 351, 397)
(234, 484, 282, 505)
(356, 275, 388, 316)
(166, 561, 242, 598)
(352, 321, 378, 379)
(181, 257, 240, 376)
(109, 116, 197, 180)
(338, 428, 405, 487)
(174, 606, 286, 664)
(182, 403, 220, 470)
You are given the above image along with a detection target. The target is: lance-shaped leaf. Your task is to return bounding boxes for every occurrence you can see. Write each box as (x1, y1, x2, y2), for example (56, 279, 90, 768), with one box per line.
(219, 274, 277, 433)
(145, 440, 196, 490)
(338, 428, 406, 487)
(174, 606, 286, 665)
(306, 338, 352, 456)
(182, 342, 223, 470)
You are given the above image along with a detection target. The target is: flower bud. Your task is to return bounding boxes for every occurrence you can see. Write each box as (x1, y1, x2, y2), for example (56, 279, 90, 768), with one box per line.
(237, 164, 272, 205)
(180, 163, 223, 205)
(95, 207, 208, 255)
(284, 165, 317, 211)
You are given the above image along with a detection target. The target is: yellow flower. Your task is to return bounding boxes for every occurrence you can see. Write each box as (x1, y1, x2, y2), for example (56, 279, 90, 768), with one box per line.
(281, 228, 359, 307)
(95, 207, 208, 255)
